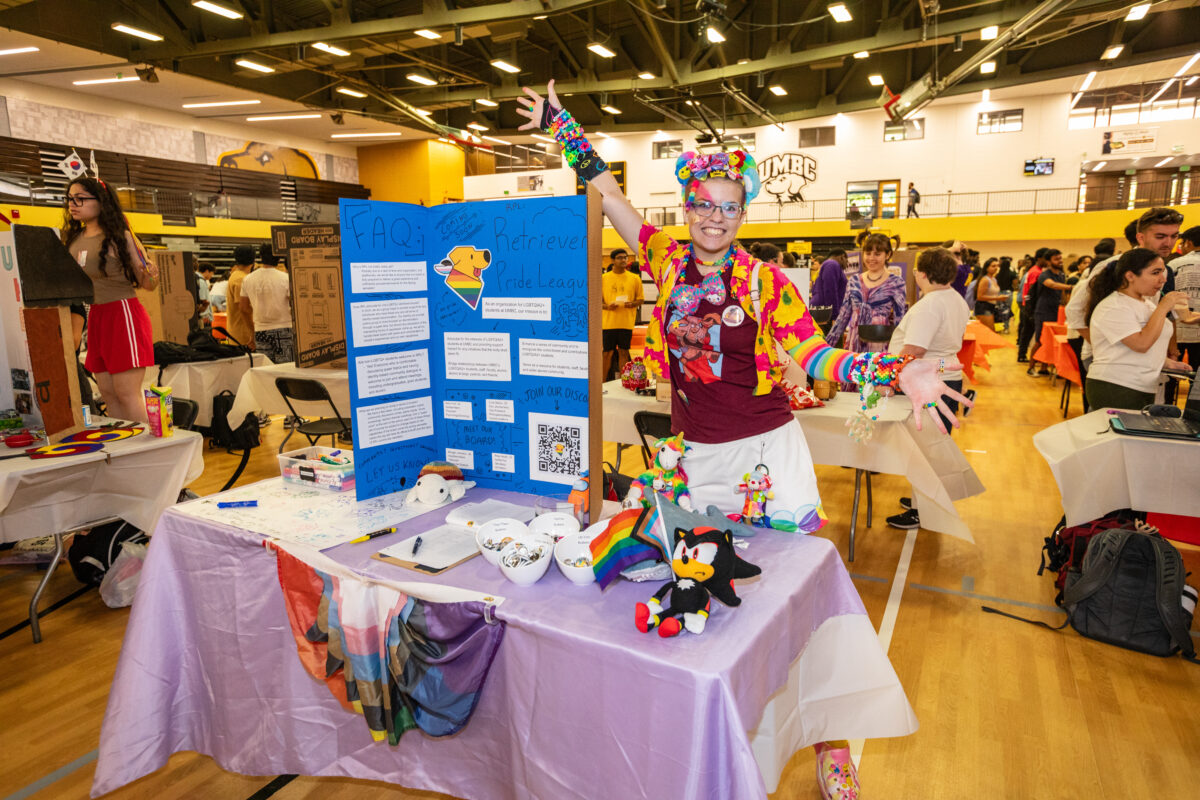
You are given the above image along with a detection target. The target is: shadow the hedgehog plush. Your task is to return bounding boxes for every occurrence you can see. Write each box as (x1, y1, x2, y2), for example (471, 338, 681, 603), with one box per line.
(634, 525, 761, 637)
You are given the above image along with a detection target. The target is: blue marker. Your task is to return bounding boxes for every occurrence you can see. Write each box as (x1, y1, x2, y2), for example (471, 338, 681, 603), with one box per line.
(218, 500, 258, 508)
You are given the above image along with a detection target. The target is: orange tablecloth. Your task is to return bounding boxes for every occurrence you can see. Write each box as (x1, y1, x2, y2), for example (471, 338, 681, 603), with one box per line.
(956, 320, 1016, 381)
(1032, 323, 1080, 385)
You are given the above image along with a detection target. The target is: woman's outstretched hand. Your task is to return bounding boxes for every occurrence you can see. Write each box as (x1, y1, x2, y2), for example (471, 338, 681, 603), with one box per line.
(895, 358, 972, 434)
(515, 79, 562, 131)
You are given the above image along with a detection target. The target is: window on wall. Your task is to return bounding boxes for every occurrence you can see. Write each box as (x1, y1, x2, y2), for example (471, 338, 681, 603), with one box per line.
(977, 108, 1023, 134)
(798, 126, 836, 147)
(652, 139, 683, 159)
(883, 118, 925, 141)
(724, 132, 756, 151)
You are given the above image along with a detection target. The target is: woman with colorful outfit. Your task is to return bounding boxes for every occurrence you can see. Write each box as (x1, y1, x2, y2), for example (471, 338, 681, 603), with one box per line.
(825, 235, 907, 354)
(517, 81, 968, 800)
(62, 177, 158, 423)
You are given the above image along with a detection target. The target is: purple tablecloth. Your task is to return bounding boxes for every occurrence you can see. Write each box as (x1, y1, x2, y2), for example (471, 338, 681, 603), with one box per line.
(93, 486, 910, 800)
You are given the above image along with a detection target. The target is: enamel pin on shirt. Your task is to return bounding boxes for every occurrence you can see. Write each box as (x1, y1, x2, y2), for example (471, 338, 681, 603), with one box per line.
(722, 305, 746, 326)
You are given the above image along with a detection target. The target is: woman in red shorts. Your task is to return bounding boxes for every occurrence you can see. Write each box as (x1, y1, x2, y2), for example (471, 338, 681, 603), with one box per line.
(62, 177, 159, 423)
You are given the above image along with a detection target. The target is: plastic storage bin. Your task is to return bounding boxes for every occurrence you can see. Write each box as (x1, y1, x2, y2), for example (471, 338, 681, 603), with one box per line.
(278, 446, 355, 493)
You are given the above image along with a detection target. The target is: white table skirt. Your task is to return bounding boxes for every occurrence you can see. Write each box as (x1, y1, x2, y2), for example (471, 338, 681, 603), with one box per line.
(142, 354, 270, 426)
(603, 381, 984, 541)
(0, 427, 204, 542)
(227, 363, 350, 427)
(1033, 408, 1200, 526)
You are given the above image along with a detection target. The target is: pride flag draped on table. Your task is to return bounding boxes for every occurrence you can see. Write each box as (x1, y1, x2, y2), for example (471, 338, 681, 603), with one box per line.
(590, 505, 669, 589)
(268, 543, 504, 743)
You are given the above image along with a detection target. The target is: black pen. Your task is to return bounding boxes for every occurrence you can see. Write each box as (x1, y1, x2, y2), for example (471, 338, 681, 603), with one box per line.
(349, 526, 397, 544)
(411, 536, 423, 556)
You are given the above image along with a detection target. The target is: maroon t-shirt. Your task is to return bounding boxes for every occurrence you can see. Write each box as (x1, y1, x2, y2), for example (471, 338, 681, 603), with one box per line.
(664, 259, 792, 444)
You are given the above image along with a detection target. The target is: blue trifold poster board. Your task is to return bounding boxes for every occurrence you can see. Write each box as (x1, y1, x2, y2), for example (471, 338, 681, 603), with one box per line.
(340, 195, 600, 502)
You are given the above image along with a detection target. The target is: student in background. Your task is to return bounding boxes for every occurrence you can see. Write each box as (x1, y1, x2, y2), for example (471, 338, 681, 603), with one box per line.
(1027, 250, 1071, 377)
(607, 248, 628, 272)
(601, 246, 643, 379)
(810, 249, 848, 320)
(827, 234, 907, 354)
(226, 245, 255, 349)
(240, 255, 295, 364)
(196, 262, 214, 326)
(1085, 248, 1190, 410)
(906, 182, 920, 218)
(1173, 226, 1200, 366)
(940, 239, 971, 297)
(1016, 248, 1048, 362)
(61, 177, 158, 423)
(209, 271, 228, 312)
(973, 258, 1005, 332)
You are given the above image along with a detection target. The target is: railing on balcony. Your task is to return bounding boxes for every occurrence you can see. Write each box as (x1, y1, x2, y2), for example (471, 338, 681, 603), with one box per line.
(0, 172, 342, 226)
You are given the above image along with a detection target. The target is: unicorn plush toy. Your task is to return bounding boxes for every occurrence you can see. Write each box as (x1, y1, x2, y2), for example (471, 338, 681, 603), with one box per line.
(624, 432, 693, 511)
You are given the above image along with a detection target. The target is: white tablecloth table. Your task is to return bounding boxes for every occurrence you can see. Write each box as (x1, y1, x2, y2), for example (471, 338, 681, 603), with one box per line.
(143, 353, 269, 426)
(0, 425, 204, 641)
(603, 381, 984, 546)
(226, 362, 350, 427)
(1033, 408, 1200, 526)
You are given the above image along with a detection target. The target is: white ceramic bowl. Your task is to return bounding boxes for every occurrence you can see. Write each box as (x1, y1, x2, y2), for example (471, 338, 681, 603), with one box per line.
(497, 537, 553, 586)
(554, 524, 603, 585)
(475, 517, 529, 566)
(528, 511, 581, 541)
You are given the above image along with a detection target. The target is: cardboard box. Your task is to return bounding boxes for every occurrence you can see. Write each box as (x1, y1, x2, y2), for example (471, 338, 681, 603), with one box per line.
(137, 250, 199, 345)
(272, 224, 347, 369)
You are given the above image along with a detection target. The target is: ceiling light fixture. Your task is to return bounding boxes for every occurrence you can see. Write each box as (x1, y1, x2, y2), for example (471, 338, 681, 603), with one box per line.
(853, 51, 869, 59)
(482, 135, 512, 145)
(594, 131, 611, 138)
(1080, 70, 1097, 91)
(414, 29, 441, 39)
(236, 58, 274, 73)
(331, 132, 403, 138)
(980, 60, 996, 74)
(868, 74, 884, 86)
(1147, 78, 1174, 103)
(601, 104, 622, 114)
(1187, 76, 1198, 87)
(1092, 161, 1107, 171)
(827, 4, 852, 23)
(192, 1, 243, 19)
(312, 42, 351, 57)
(769, 85, 787, 96)
(638, 71, 655, 80)
(182, 99, 261, 108)
(531, 134, 556, 143)
(1102, 44, 1124, 60)
(587, 43, 616, 58)
(412, 108, 432, 116)
(705, 25, 725, 44)
(406, 71, 438, 86)
(337, 87, 367, 98)
(246, 113, 322, 121)
(980, 25, 999, 40)
(491, 59, 520, 73)
(467, 122, 488, 131)
(1175, 53, 1200, 76)
(73, 75, 141, 85)
(1069, 92, 1084, 108)
(1154, 157, 1173, 168)
(0, 46, 39, 56)
(111, 23, 164, 41)
(476, 97, 498, 107)
(1125, 3, 1150, 22)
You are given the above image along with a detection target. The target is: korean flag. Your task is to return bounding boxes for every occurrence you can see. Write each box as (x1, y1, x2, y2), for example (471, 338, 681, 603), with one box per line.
(56, 150, 87, 179)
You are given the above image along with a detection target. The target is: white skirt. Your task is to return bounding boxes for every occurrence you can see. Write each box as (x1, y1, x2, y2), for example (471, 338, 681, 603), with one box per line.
(683, 420, 827, 533)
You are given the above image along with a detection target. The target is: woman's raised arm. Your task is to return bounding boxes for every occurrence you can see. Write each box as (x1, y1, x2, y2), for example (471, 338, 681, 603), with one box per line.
(516, 80, 645, 252)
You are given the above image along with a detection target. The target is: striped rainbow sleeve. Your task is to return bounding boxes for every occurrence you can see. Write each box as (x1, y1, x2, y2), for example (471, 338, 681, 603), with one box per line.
(788, 334, 855, 383)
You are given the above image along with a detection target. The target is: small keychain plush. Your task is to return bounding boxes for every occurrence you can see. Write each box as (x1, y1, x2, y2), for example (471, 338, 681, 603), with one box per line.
(735, 464, 773, 527)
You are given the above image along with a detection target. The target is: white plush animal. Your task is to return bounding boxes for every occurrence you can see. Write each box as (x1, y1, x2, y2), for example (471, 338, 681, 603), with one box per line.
(404, 461, 475, 508)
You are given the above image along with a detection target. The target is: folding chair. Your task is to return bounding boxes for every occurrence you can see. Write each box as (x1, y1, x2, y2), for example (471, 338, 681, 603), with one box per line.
(632, 410, 673, 470)
(274, 377, 353, 453)
(171, 397, 199, 432)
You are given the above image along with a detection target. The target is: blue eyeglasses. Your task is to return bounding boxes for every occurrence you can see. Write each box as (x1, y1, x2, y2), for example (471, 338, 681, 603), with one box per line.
(689, 199, 744, 220)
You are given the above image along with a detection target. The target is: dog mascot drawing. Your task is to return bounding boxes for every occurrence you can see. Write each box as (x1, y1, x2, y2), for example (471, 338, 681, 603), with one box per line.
(434, 246, 492, 309)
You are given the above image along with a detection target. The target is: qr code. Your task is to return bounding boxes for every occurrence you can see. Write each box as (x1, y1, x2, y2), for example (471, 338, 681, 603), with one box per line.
(537, 424, 581, 477)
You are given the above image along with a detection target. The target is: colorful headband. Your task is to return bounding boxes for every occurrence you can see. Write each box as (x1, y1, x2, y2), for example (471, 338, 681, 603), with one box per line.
(674, 150, 761, 204)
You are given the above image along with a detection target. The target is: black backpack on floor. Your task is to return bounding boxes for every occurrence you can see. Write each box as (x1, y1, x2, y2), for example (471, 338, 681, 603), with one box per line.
(986, 525, 1198, 664)
(209, 389, 260, 452)
(68, 521, 147, 586)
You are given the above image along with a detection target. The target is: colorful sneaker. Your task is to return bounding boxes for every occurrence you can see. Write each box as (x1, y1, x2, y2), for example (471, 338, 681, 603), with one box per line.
(815, 743, 861, 800)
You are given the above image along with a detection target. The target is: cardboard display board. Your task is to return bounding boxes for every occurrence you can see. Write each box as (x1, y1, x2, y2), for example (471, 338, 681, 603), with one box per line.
(340, 193, 603, 519)
(272, 224, 347, 369)
(23, 306, 85, 438)
(10, 225, 93, 307)
(137, 250, 199, 345)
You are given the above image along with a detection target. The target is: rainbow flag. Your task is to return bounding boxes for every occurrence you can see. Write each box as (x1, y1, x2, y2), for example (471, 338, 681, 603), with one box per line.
(444, 273, 483, 309)
(590, 506, 664, 590)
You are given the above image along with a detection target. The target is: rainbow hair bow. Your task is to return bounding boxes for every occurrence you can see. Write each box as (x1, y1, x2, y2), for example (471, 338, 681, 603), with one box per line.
(674, 149, 761, 204)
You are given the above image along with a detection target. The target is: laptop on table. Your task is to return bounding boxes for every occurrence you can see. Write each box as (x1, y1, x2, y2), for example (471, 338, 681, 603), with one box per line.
(1109, 375, 1200, 441)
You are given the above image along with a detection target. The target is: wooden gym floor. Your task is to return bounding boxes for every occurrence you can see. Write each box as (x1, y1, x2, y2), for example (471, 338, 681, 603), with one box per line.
(1, 326, 1198, 800)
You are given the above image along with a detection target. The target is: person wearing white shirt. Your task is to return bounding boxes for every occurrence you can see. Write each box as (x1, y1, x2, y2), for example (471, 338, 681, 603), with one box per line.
(1173, 226, 1200, 367)
(1084, 248, 1190, 410)
(239, 264, 294, 364)
(209, 277, 228, 312)
(886, 246, 971, 530)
